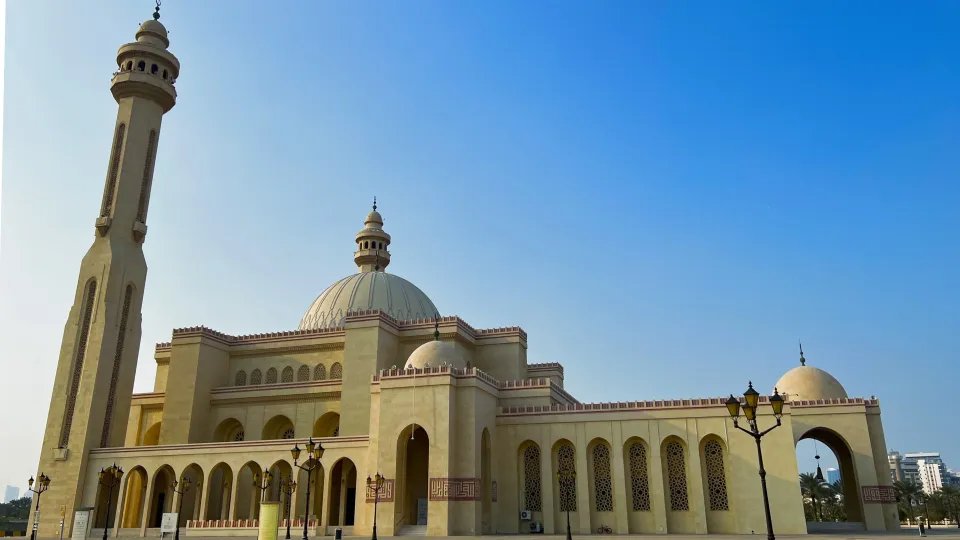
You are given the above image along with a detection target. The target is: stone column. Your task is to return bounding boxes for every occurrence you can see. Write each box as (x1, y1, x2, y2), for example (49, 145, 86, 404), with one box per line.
(538, 434, 556, 534)
(575, 426, 590, 535)
(227, 480, 239, 521)
(611, 424, 629, 534)
(649, 423, 667, 534)
(112, 478, 128, 537)
(139, 474, 156, 537)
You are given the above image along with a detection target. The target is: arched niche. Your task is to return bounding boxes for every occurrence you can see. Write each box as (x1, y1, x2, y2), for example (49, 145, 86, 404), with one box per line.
(329, 458, 358, 527)
(622, 437, 655, 534)
(235, 462, 263, 520)
(587, 437, 614, 532)
(797, 427, 864, 529)
(205, 463, 234, 520)
(551, 439, 578, 534)
(313, 412, 340, 438)
(517, 440, 543, 531)
(698, 435, 734, 533)
(395, 425, 429, 528)
(141, 423, 161, 446)
(148, 466, 175, 528)
(177, 464, 204, 526)
(214, 418, 244, 442)
(263, 415, 295, 440)
(120, 466, 148, 529)
(660, 436, 694, 534)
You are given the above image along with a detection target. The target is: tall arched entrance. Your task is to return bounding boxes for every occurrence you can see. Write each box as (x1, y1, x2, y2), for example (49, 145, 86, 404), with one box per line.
(177, 464, 204, 526)
(148, 466, 175, 528)
(120, 467, 148, 529)
(395, 425, 429, 529)
(328, 459, 358, 527)
(797, 427, 864, 531)
(205, 463, 233, 520)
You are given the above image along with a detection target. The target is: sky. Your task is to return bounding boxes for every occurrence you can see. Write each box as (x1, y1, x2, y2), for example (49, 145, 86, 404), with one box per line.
(1, 0, 958, 490)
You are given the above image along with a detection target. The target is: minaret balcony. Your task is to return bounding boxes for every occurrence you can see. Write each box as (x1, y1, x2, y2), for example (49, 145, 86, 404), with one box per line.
(110, 71, 177, 112)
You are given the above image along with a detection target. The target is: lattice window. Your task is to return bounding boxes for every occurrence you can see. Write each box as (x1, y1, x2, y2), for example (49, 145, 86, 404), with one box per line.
(593, 443, 613, 511)
(330, 362, 342, 379)
(523, 445, 542, 511)
(313, 364, 326, 380)
(100, 285, 134, 448)
(100, 124, 126, 217)
(251, 369, 262, 385)
(136, 130, 157, 222)
(282, 428, 295, 439)
(61, 279, 98, 448)
(628, 442, 651, 511)
(266, 367, 278, 384)
(558, 444, 577, 512)
(297, 366, 310, 381)
(666, 441, 689, 511)
(235, 370, 247, 386)
(704, 440, 729, 511)
(233, 430, 244, 442)
(281, 367, 294, 383)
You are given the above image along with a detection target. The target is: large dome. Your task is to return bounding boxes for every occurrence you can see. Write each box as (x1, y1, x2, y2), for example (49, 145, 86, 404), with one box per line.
(774, 365, 848, 401)
(298, 271, 438, 330)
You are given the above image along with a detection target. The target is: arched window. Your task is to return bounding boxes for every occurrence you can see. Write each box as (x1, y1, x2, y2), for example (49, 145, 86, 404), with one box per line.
(235, 370, 247, 386)
(378, 242, 383, 249)
(704, 440, 729, 511)
(162, 69, 168, 79)
(281, 366, 294, 383)
(250, 369, 262, 385)
(100, 284, 134, 448)
(136, 130, 157, 223)
(137, 61, 145, 71)
(313, 364, 326, 380)
(628, 442, 651, 511)
(233, 430, 245, 442)
(364, 241, 368, 249)
(266, 368, 278, 384)
(125, 61, 132, 70)
(330, 362, 342, 379)
(61, 279, 98, 448)
(282, 428, 295, 439)
(297, 366, 310, 382)
(523, 445, 542, 511)
(558, 444, 577, 512)
(665, 441, 689, 511)
(150, 64, 158, 74)
(593, 443, 613, 511)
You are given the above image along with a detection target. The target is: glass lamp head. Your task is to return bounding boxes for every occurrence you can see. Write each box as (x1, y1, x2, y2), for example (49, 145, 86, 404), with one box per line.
(291, 444, 301, 462)
(743, 381, 760, 409)
(770, 388, 784, 418)
(725, 395, 741, 419)
(743, 403, 757, 422)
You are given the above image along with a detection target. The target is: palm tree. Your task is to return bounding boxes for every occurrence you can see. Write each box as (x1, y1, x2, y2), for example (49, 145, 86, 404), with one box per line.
(941, 485, 960, 527)
(894, 480, 924, 524)
(800, 473, 826, 521)
(825, 480, 846, 521)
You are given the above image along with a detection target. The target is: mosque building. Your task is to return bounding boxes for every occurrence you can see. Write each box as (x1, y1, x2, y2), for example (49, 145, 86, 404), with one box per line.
(29, 8, 901, 538)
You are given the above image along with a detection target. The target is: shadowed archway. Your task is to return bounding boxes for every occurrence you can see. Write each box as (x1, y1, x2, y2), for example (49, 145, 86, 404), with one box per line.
(395, 425, 429, 528)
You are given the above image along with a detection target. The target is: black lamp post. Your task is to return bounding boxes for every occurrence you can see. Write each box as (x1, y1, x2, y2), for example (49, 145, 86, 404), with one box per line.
(28, 473, 51, 540)
(726, 382, 784, 540)
(253, 470, 274, 503)
(367, 472, 383, 540)
(556, 468, 576, 540)
(97, 465, 123, 540)
(292, 438, 325, 540)
(171, 476, 191, 540)
(280, 474, 297, 540)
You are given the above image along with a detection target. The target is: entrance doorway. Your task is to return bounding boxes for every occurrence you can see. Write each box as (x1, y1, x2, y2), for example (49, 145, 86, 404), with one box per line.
(396, 425, 429, 528)
(796, 428, 864, 531)
(329, 459, 358, 527)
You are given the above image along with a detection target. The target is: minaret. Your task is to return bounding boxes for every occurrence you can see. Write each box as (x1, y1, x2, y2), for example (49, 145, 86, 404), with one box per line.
(30, 5, 179, 537)
(354, 197, 392, 272)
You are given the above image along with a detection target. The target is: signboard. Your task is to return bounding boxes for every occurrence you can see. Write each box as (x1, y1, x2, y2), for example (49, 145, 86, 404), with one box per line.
(416, 499, 428, 526)
(257, 502, 279, 540)
(160, 513, 179, 535)
(71, 510, 91, 540)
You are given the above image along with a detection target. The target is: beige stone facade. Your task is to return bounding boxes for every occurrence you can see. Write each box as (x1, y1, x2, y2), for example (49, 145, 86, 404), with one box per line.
(28, 10, 902, 539)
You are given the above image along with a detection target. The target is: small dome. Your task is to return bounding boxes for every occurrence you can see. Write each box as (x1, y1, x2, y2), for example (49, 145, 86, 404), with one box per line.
(406, 340, 466, 370)
(136, 19, 169, 48)
(298, 272, 438, 330)
(365, 210, 384, 227)
(774, 366, 848, 401)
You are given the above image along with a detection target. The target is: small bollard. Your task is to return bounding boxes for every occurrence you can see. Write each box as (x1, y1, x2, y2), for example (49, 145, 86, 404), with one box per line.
(335, 527, 342, 540)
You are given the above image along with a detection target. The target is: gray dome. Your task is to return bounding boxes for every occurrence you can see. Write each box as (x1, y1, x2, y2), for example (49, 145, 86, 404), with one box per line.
(298, 271, 438, 330)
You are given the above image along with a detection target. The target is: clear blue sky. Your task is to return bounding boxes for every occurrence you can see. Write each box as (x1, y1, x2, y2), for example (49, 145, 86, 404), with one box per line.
(1, 1, 957, 488)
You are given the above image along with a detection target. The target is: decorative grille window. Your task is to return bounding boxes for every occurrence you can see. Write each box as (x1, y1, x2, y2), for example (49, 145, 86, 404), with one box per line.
(61, 279, 98, 447)
(297, 366, 310, 381)
(558, 444, 577, 512)
(100, 124, 126, 217)
(233, 430, 244, 442)
(100, 285, 133, 448)
(313, 364, 326, 380)
(136, 130, 156, 222)
(628, 442, 651, 511)
(282, 428, 295, 439)
(235, 370, 247, 386)
(704, 440, 729, 511)
(330, 362, 342, 379)
(593, 443, 613, 511)
(251, 369, 262, 385)
(266, 368, 278, 384)
(281, 367, 293, 383)
(523, 445, 542, 511)
(666, 441, 689, 511)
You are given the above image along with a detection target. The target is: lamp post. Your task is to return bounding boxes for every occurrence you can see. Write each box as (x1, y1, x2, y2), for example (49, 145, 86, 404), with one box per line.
(97, 465, 123, 540)
(367, 472, 384, 540)
(292, 438, 325, 540)
(280, 474, 297, 540)
(556, 468, 576, 540)
(253, 470, 274, 503)
(171, 476, 191, 540)
(726, 382, 784, 540)
(28, 473, 51, 540)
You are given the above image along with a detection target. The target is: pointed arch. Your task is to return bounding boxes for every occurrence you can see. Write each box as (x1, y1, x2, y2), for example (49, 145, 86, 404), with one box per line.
(313, 364, 326, 380)
(313, 412, 340, 438)
(518, 440, 543, 517)
(147, 465, 175, 528)
(588, 438, 614, 512)
(330, 362, 342, 379)
(119, 466, 148, 528)
(176, 464, 204, 526)
(250, 369, 262, 385)
(235, 370, 247, 386)
(281, 366, 294, 383)
(205, 463, 233, 520)
(235, 462, 263, 520)
(214, 418, 244, 442)
(623, 436, 654, 534)
(700, 435, 734, 533)
(328, 458, 358, 526)
(266, 367, 278, 384)
(141, 422, 161, 446)
(297, 365, 310, 381)
(263, 415, 294, 440)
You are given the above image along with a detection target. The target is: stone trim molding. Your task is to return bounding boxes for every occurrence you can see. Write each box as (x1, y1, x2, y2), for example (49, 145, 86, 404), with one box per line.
(861, 485, 897, 504)
(365, 479, 395, 502)
(429, 477, 480, 501)
(373, 366, 580, 404)
(500, 396, 878, 417)
(527, 362, 564, 374)
(88, 435, 368, 455)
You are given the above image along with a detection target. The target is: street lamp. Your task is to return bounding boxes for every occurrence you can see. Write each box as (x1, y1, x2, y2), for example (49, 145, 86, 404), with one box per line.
(97, 465, 123, 540)
(292, 438, 324, 540)
(171, 476, 191, 540)
(556, 468, 576, 540)
(280, 474, 297, 540)
(253, 470, 274, 503)
(367, 472, 384, 540)
(727, 383, 784, 540)
(28, 472, 51, 540)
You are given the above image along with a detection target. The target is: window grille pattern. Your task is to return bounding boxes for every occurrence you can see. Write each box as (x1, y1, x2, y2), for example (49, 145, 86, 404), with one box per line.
(593, 443, 613, 511)
(704, 440, 729, 511)
(282, 428, 295, 439)
(281, 366, 293, 383)
(523, 445, 542, 511)
(297, 366, 310, 381)
(666, 441, 689, 511)
(313, 364, 326, 380)
(628, 442, 651, 511)
(333, 426, 339, 437)
(100, 285, 133, 448)
(558, 444, 577, 512)
(233, 430, 244, 442)
(251, 369, 262, 385)
(266, 368, 278, 384)
(61, 279, 97, 448)
(101, 124, 126, 217)
(235, 370, 247, 386)
(136, 130, 156, 222)
(330, 362, 342, 379)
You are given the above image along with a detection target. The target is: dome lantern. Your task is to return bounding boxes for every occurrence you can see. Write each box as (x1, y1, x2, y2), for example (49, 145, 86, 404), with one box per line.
(354, 197, 392, 272)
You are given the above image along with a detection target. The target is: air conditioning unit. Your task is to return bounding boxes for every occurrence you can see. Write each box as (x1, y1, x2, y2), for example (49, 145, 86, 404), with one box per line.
(519, 510, 533, 520)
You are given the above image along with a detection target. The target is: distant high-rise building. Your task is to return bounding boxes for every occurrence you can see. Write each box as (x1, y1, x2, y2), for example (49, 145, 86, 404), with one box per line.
(826, 467, 841, 484)
(888, 451, 951, 493)
(3, 485, 19, 503)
